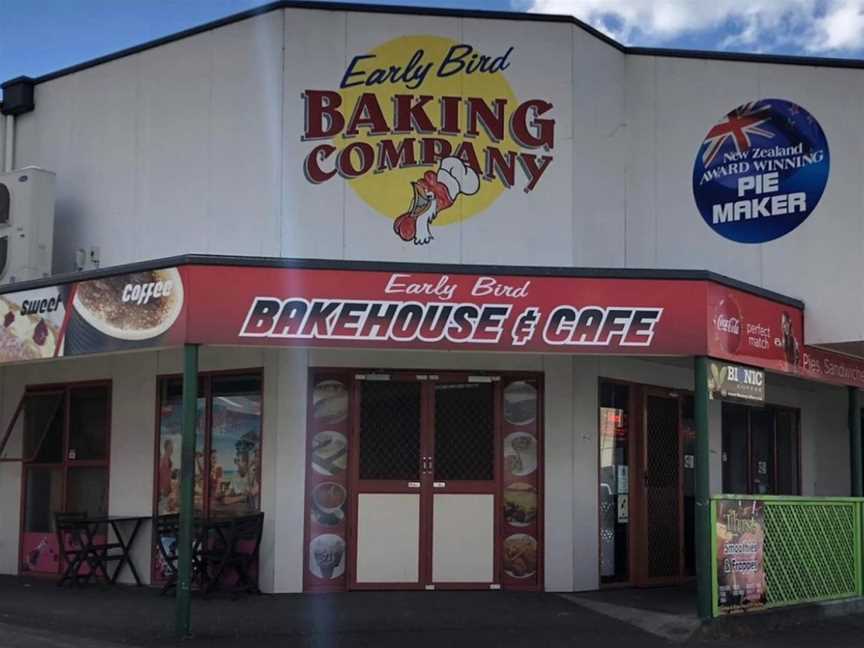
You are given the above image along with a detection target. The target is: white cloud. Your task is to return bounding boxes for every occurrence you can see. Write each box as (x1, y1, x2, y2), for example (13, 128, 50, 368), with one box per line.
(519, 0, 864, 54)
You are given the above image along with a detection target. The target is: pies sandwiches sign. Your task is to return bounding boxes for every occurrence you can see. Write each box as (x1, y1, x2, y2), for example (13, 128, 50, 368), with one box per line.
(302, 36, 556, 246)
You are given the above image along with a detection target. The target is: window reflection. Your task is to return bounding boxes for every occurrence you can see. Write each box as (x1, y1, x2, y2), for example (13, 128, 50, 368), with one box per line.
(155, 373, 262, 517)
(722, 403, 800, 496)
(599, 381, 630, 583)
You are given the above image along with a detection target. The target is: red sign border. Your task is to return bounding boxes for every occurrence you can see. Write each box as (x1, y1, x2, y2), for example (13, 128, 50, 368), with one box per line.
(0, 258, 862, 389)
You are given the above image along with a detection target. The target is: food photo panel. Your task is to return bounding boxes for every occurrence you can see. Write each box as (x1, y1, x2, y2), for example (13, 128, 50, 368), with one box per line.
(500, 378, 540, 588)
(304, 373, 350, 591)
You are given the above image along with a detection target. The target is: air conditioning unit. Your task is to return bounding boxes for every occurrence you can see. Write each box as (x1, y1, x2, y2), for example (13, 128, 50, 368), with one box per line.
(0, 167, 55, 284)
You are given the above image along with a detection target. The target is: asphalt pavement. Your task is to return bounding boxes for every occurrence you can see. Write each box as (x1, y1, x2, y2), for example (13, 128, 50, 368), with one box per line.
(1, 576, 864, 647)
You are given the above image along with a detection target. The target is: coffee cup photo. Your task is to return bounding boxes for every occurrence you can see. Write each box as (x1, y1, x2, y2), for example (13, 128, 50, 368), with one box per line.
(69, 268, 184, 347)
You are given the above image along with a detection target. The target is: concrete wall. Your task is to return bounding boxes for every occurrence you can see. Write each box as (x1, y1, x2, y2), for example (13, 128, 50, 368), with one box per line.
(623, 56, 864, 345)
(0, 347, 853, 591)
(13, 11, 284, 270)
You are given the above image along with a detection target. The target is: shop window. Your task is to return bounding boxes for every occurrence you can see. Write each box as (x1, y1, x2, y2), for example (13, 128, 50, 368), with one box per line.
(434, 382, 495, 481)
(0, 383, 112, 575)
(210, 374, 263, 516)
(681, 395, 696, 575)
(721, 403, 800, 495)
(722, 404, 749, 494)
(23, 467, 63, 533)
(156, 378, 205, 514)
(775, 410, 800, 495)
(749, 409, 774, 495)
(0, 392, 64, 463)
(68, 386, 110, 461)
(66, 467, 109, 519)
(358, 380, 421, 481)
(154, 371, 262, 518)
(599, 381, 630, 584)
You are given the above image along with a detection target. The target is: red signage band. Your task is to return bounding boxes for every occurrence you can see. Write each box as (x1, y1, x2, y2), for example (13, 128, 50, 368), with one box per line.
(185, 266, 708, 355)
(707, 283, 804, 375)
(2, 262, 863, 390)
(184, 264, 864, 388)
(706, 283, 864, 388)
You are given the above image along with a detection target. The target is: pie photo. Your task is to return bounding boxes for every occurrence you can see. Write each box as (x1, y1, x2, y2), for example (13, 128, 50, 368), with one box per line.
(0, 297, 60, 361)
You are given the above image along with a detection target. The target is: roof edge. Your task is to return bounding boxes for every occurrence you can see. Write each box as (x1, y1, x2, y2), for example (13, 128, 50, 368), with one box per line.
(16, 0, 864, 89)
(628, 46, 864, 70)
(0, 253, 806, 310)
(26, 1, 622, 87)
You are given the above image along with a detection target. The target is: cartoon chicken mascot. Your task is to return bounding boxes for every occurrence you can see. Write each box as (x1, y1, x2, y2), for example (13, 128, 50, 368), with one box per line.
(393, 157, 480, 245)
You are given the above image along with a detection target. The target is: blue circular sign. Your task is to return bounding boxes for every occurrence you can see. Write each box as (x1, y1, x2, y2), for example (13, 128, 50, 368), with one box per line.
(692, 99, 829, 244)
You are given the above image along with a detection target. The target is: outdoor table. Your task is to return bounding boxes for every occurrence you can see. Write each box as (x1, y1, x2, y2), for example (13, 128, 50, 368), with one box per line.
(65, 514, 149, 586)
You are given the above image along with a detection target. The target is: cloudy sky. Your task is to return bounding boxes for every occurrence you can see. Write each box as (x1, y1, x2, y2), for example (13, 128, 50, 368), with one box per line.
(2, 1, 864, 83)
(518, 0, 864, 54)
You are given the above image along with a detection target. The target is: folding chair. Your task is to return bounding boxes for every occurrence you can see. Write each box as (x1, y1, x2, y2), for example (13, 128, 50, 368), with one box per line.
(155, 514, 180, 595)
(82, 521, 125, 584)
(55, 512, 89, 587)
(156, 514, 208, 595)
(207, 513, 264, 596)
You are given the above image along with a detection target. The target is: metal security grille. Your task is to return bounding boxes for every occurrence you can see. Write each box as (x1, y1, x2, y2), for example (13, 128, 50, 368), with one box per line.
(359, 381, 421, 481)
(763, 501, 860, 606)
(434, 382, 494, 481)
(646, 395, 680, 579)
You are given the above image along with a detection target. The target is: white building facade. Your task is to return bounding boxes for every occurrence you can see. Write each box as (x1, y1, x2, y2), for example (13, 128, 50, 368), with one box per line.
(0, 2, 861, 597)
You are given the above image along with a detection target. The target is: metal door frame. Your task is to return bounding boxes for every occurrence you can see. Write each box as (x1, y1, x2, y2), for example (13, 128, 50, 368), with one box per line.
(348, 372, 427, 590)
(634, 386, 687, 587)
(18, 380, 113, 576)
(346, 371, 505, 591)
(427, 373, 502, 590)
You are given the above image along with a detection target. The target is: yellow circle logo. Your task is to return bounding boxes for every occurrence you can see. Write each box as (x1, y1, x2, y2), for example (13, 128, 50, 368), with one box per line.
(337, 36, 517, 229)
(301, 36, 556, 246)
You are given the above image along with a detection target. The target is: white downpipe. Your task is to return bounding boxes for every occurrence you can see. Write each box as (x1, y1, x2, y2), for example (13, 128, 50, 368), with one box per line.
(3, 115, 14, 172)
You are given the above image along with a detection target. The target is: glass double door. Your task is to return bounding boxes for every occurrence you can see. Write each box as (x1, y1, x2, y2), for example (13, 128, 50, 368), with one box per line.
(349, 374, 498, 589)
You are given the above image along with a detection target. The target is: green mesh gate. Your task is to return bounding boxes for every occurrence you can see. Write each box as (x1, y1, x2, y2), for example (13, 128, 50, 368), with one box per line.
(711, 496, 864, 616)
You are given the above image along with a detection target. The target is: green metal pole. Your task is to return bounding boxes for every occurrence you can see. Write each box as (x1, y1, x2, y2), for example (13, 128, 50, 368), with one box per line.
(175, 344, 199, 639)
(849, 387, 862, 497)
(694, 356, 713, 620)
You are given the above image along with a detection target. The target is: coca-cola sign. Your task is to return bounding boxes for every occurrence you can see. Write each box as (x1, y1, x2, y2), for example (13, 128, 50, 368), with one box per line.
(712, 296, 742, 354)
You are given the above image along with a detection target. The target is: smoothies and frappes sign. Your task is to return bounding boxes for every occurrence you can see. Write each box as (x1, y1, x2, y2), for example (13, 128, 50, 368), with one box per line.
(716, 499, 767, 613)
(302, 37, 555, 246)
